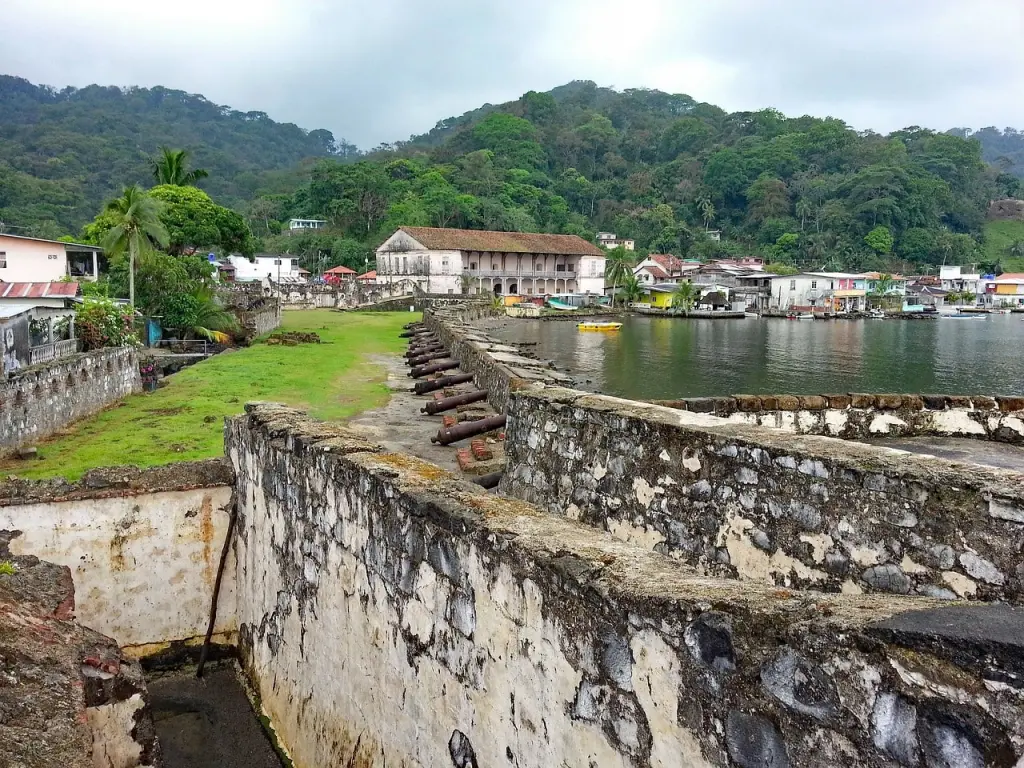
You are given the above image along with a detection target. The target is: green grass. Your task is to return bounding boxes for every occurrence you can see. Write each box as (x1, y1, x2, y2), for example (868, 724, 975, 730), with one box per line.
(4, 310, 418, 480)
(983, 220, 1024, 272)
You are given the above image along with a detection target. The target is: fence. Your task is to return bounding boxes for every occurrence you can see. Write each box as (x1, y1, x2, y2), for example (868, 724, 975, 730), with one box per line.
(28, 339, 80, 366)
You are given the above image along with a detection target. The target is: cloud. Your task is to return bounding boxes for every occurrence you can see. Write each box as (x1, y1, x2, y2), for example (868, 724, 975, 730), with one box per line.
(2, 0, 1023, 148)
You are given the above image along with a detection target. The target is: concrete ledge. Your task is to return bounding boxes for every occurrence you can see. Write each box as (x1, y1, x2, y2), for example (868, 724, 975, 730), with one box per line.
(502, 387, 1024, 603)
(227, 402, 1024, 767)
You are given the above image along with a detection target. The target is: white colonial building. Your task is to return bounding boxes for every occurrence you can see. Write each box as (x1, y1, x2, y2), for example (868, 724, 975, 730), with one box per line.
(375, 227, 607, 296)
(228, 254, 304, 283)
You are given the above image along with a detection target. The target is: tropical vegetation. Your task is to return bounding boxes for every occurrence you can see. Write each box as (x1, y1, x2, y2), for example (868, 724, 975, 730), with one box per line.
(99, 185, 169, 306)
(151, 148, 209, 187)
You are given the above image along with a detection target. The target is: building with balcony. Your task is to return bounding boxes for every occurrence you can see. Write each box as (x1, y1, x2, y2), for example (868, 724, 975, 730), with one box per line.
(769, 272, 867, 312)
(939, 265, 981, 298)
(375, 227, 607, 296)
(287, 218, 326, 232)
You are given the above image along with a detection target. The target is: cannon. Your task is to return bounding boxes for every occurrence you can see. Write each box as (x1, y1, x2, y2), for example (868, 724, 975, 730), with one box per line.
(420, 390, 489, 415)
(407, 351, 450, 367)
(471, 472, 503, 490)
(400, 329, 434, 339)
(413, 373, 474, 395)
(408, 360, 460, 379)
(403, 322, 424, 330)
(431, 415, 506, 445)
(405, 343, 444, 359)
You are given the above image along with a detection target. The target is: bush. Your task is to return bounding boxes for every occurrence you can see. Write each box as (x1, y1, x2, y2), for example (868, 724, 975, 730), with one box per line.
(75, 297, 138, 351)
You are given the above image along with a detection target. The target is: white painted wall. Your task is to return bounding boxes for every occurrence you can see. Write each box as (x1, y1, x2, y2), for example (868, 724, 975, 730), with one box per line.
(0, 235, 71, 282)
(577, 255, 607, 295)
(376, 248, 464, 294)
(230, 255, 303, 282)
(0, 486, 235, 651)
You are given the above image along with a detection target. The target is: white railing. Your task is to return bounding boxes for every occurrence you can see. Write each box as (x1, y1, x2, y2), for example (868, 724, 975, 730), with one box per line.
(29, 339, 81, 366)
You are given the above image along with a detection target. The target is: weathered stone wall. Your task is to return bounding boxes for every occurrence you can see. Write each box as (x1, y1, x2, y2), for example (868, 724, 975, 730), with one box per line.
(502, 388, 1024, 602)
(227, 402, 1024, 768)
(0, 346, 141, 449)
(0, 459, 235, 652)
(237, 300, 282, 339)
(0, 553, 160, 767)
(652, 392, 1024, 444)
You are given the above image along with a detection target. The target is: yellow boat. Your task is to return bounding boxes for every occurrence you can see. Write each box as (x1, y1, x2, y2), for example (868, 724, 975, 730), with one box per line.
(577, 321, 623, 331)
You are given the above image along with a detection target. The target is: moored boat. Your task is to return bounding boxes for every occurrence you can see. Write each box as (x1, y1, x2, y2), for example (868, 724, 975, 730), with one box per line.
(577, 321, 623, 331)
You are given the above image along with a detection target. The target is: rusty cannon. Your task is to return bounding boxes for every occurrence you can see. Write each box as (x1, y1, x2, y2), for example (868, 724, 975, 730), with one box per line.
(407, 351, 451, 367)
(402, 321, 424, 330)
(431, 415, 507, 445)
(420, 389, 489, 415)
(408, 360, 460, 379)
(412, 373, 474, 395)
(400, 329, 435, 339)
(405, 343, 445, 359)
(471, 472, 503, 490)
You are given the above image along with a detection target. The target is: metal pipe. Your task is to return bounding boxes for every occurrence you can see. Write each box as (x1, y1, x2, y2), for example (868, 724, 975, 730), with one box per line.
(409, 360, 460, 378)
(431, 415, 507, 445)
(407, 351, 450, 367)
(413, 373, 474, 395)
(471, 472, 503, 490)
(420, 389, 489, 414)
(405, 343, 444, 359)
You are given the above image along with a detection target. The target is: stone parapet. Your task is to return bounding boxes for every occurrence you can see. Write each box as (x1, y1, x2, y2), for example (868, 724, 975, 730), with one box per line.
(226, 402, 1024, 768)
(502, 388, 1024, 602)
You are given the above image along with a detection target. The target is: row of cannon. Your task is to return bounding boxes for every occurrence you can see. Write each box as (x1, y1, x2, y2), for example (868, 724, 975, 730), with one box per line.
(401, 321, 506, 489)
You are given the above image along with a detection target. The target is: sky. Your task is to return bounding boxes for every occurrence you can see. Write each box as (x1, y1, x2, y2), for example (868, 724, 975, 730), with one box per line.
(2, 0, 1023, 149)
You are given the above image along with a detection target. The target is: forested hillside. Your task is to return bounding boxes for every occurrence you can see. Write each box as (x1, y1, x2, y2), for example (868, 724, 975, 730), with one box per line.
(266, 81, 1024, 273)
(0, 76, 354, 237)
(949, 127, 1024, 179)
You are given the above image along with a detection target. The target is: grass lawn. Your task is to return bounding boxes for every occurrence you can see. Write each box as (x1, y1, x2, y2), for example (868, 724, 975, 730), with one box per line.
(983, 220, 1024, 273)
(3, 310, 418, 480)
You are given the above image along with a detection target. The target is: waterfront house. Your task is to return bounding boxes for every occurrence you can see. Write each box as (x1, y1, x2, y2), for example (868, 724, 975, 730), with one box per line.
(983, 273, 1024, 307)
(858, 273, 907, 309)
(375, 227, 607, 296)
(287, 218, 326, 233)
(769, 272, 866, 312)
(0, 233, 103, 282)
(632, 255, 699, 285)
(636, 283, 678, 310)
(903, 283, 948, 311)
(939, 265, 981, 302)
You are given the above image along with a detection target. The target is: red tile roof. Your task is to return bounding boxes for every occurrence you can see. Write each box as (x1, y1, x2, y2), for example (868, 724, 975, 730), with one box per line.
(997, 273, 1024, 280)
(356, 270, 377, 281)
(0, 282, 79, 299)
(398, 227, 606, 256)
(638, 265, 670, 279)
(649, 255, 698, 273)
(324, 265, 356, 275)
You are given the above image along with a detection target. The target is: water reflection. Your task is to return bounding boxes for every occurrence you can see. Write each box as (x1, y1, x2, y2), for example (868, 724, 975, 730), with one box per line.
(494, 315, 1024, 398)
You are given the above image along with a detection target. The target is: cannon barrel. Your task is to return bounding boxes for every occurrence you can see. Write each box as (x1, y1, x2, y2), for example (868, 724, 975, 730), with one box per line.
(407, 351, 450, 367)
(413, 373, 474, 395)
(420, 390, 489, 415)
(402, 322, 424, 330)
(408, 360, 460, 379)
(405, 342, 444, 359)
(400, 329, 434, 339)
(431, 415, 506, 445)
(471, 472, 503, 490)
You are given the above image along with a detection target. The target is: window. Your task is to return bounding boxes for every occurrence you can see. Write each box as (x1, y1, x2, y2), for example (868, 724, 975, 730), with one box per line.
(811, 280, 817, 289)
(470, 262, 477, 271)
(403, 257, 408, 274)
(789, 280, 796, 290)
(0, 252, 6, 269)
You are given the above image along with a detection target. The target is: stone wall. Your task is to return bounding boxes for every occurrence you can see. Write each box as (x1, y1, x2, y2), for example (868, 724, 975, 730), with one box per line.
(0, 459, 235, 653)
(652, 392, 1024, 444)
(0, 553, 160, 767)
(237, 300, 282, 339)
(501, 388, 1024, 603)
(226, 402, 1024, 768)
(0, 346, 141, 449)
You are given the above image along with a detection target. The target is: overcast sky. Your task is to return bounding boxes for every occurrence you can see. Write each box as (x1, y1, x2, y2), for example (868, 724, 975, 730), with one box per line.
(3, 0, 1023, 149)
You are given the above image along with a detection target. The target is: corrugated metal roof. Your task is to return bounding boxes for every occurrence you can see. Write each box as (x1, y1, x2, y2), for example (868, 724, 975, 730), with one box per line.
(0, 282, 80, 299)
(397, 227, 606, 257)
(0, 233, 101, 251)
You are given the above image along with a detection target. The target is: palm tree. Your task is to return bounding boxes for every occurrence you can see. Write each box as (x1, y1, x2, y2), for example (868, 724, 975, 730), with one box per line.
(696, 194, 716, 232)
(868, 273, 896, 309)
(621, 275, 644, 306)
(101, 186, 170, 307)
(671, 281, 700, 313)
(189, 286, 239, 343)
(150, 147, 209, 186)
(795, 198, 813, 231)
(605, 247, 635, 307)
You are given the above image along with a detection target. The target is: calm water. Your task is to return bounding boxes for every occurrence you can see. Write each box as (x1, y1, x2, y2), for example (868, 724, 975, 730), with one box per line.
(493, 315, 1024, 398)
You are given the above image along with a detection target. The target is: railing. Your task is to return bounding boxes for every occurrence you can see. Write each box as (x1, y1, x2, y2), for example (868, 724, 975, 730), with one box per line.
(29, 339, 81, 366)
(469, 270, 576, 279)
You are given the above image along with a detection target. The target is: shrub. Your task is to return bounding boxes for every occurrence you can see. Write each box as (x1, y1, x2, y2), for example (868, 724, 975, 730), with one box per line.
(75, 297, 138, 351)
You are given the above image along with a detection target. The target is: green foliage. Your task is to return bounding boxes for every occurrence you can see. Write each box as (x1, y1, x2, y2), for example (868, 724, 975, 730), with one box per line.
(764, 262, 800, 275)
(865, 226, 894, 255)
(163, 286, 238, 342)
(604, 246, 635, 305)
(621, 274, 644, 304)
(0, 561, 14, 576)
(148, 185, 256, 256)
(108, 252, 213, 316)
(982, 220, 1024, 272)
(75, 297, 137, 350)
(151, 148, 209, 186)
(671, 282, 700, 311)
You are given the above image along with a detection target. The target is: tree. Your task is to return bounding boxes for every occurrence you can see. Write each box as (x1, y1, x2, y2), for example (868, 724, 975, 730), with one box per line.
(100, 185, 169, 307)
(865, 226, 894, 256)
(746, 174, 790, 223)
(162, 286, 238, 342)
(795, 198, 813, 231)
(868, 273, 897, 308)
(148, 185, 256, 256)
(75, 297, 137, 351)
(150, 147, 209, 186)
(604, 247, 634, 307)
(671, 281, 700, 312)
(621, 275, 644, 305)
(696, 193, 716, 231)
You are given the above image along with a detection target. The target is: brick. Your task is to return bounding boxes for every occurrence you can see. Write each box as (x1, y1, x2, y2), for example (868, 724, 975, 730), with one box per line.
(922, 395, 947, 410)
(945, 395, 972, 408)
(825, 394, 851, 410)
(760, 395, 779, 410)
(875, 394, 903, 410)
(850, 393, 875, 408)
(713, 397, 737, 416)
(456, 449, 474, 471)
(686, 398, 716, 413)
(776, 395, 800, 411)
(997, 396, 1024, 412)
(433, 391, 446, 401)
(442, 415, 458, 429)
(471, 439, 493, 461)
(901, 395, 924, 411)
(973, 396, 997, 410)
(798, 395, 827, 411)
(734, 395, 763, 413)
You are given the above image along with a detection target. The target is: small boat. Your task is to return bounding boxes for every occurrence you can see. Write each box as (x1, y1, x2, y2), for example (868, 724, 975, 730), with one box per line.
(743, 311, 760, 318)
(943, 312, 985, 320)
(787, 313, 814, 320)
(993, 308, 1012, 314)
(577, 321, 622, 331)
(867, 309, 886, 319)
